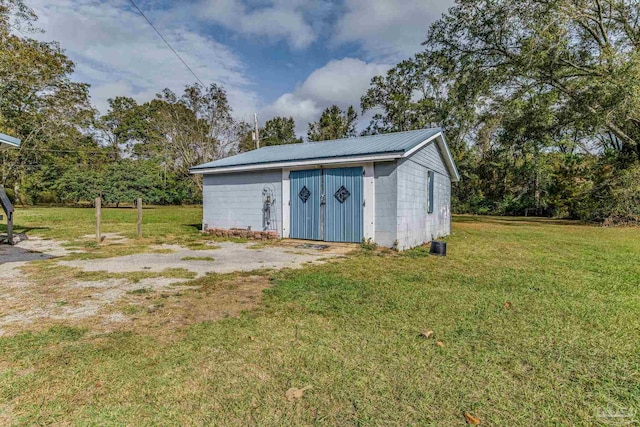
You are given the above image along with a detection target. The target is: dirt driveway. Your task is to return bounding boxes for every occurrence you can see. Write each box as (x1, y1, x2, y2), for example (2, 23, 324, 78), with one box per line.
(0, 236, 352, 337)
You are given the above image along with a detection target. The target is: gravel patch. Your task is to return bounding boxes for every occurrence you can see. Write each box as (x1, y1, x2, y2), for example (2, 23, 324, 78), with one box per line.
(0, 237, 350, 335)
(59, 241, 334, 277)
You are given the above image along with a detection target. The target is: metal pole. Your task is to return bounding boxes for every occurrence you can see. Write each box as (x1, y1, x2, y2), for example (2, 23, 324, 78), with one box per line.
(254, 113, 260, 149)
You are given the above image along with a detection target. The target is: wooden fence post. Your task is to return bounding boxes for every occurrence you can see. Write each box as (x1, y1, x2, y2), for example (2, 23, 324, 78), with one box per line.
(137, 198, 142, 239)
(95, 197, 101, 243)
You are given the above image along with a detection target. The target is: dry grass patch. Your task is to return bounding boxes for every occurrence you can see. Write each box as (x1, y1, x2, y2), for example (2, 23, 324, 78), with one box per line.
(1, 261, 200, 337)
(181, 256, 215, 261)
(20, 261, 195, 285)
(184, 242, 222, 250)
(4, 260, 275, 340)
(60, 238, 178, 260)
(104, 274, 272, 340)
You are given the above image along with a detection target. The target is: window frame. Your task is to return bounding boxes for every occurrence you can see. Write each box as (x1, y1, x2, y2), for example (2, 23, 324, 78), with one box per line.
(427, 170, 434, 214)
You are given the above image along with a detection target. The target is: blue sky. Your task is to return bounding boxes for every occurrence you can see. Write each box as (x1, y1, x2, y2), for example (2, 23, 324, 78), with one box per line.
(28, 0, 453, 134)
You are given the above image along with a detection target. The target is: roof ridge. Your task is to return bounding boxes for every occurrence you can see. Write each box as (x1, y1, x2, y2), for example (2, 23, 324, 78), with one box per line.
(247, 128, 438, 152)
(302, 127, 440, 146)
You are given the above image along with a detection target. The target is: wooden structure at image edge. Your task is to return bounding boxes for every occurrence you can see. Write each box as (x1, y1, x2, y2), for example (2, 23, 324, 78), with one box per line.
(0, 132, 20, 245)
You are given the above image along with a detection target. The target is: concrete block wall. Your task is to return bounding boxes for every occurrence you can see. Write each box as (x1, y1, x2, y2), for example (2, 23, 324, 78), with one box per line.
(374, 161, 398, 247)
(429, 172, 451, 238)
(202, 170, 283, 236)
(395, 141, 452, 250)
(396, 157, 429, 249)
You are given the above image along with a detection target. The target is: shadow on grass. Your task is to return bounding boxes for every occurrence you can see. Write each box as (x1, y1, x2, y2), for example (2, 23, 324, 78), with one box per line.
(0, 225, 50, 234)
(13, 204, 174, 210)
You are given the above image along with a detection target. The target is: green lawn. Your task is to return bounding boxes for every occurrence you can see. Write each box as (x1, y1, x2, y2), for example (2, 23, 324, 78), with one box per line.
(4, 205, 204, 241)
(1, 209, 639, 426)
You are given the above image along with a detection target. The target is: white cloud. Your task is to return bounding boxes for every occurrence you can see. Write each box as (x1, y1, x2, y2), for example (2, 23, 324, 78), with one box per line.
(262, 58, 392, 135)
(299, 58, 390, 106)
(22, 0, 454, 137)
(264, 93, 320, 132)
(196, 0, 316, 49)
(28, 0, 259, 119)
(334, 0, 454, 60)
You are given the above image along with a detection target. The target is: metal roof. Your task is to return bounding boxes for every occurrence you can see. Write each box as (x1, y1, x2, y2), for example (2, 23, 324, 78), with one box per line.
(0, 133, 20, 150)
(192, 128, 443, 170)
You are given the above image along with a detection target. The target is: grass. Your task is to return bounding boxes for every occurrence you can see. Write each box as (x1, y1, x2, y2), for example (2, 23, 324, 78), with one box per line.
(181, 256, 215, 261)
(0, 205, 229, 258)
(247, 241, 277, 249)
(127, 288, 152, 295)
(20, 260, 196, 285)
(1, 212, 639, 425)
(60, 242, 176, 260)
(184, 242, 221, 250)
(2, 205, 203, 241)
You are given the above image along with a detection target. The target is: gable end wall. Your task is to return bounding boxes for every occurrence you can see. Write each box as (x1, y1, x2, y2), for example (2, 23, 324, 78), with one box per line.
(395, 140, 452, 250)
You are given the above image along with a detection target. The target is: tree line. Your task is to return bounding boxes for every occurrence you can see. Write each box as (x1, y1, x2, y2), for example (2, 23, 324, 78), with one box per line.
(2, 0, 640, 223)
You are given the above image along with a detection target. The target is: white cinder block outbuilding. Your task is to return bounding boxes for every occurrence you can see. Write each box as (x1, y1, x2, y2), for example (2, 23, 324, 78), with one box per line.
(191, 128, 460, 250)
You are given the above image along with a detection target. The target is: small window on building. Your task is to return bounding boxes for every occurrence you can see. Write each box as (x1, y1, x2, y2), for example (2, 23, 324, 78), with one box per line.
(427, 170, 434, 214)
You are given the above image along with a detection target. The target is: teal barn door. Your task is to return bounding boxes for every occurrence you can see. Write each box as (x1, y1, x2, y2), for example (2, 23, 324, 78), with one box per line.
(289, 169, 322, 240)
(323, 167, 363, 243)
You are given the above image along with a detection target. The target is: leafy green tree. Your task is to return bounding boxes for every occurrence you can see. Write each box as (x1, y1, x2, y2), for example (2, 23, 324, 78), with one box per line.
(307, 105, 358, 141)
(100, 97, 150, 159)
(55, 168, 102, 205)
(140, 83, 246, 192)
(582, 159, 640, 224)
(99, 159, 198, 206)
(236, 121, 256, 153)
(425, 0, 640, 157)
(0, 0, 94, 203)
(262, 116, 302, 146)
(102, 160, 157, 207)
(238, 116, 302, 152)
(361, 54, 460, 135)
(0, 2, 233, 206)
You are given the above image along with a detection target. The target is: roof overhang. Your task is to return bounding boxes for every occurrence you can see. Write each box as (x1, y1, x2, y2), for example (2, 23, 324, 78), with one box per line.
(190, 152, 404, 175)
(400, 131, 460, 182)
(190, 130, 461, 182)
(0, 133, 21, 150)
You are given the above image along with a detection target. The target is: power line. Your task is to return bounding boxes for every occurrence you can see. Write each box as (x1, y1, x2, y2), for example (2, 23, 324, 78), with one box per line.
(14, 147, 136, 155)
(16, 147, 115, 154)
(127, 0, 206, 87)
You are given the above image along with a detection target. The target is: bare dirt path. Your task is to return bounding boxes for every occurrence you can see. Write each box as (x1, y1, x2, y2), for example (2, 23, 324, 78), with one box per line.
(59, 241, 336, 276)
